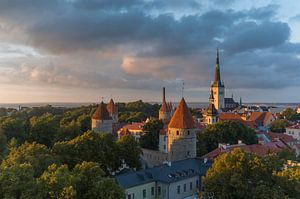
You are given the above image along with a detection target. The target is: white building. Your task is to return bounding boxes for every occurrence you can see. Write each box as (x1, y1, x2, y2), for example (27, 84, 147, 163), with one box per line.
(285, 124, 300, 140)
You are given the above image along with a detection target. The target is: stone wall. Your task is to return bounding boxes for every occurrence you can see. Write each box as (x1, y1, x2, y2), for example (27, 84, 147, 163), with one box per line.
(168, 128, 197, 162)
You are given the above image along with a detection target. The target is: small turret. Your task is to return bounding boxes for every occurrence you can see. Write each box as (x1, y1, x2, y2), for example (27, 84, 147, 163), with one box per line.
(159, 87, 171, 123)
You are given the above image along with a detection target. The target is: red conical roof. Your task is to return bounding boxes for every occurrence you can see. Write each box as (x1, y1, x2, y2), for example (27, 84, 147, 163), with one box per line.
(92, 101, 110, 120)
(159, 87, 168, 112)
(107, 98, 118, 114)
(168, 98, 195, 129)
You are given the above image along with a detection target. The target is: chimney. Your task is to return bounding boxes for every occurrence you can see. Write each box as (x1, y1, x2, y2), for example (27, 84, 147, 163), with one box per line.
(163, 87, 166, 103)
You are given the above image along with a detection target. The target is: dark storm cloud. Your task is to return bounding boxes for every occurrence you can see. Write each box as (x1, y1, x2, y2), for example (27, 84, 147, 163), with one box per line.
(223, 21, 290, 54)
(0, 0, 299, 93)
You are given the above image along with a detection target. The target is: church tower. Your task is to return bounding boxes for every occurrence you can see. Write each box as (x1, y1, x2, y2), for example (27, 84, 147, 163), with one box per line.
(159, 87, 171, 123)
(167, 98, 197, 161)
(210, 49, 225, 111)
(204, 90, 219, 125)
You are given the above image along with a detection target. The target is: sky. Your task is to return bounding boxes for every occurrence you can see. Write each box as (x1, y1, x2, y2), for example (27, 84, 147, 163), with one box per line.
(0, 0, 300, 103)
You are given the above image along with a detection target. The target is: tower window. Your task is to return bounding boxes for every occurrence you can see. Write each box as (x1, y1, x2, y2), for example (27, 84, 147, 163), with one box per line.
(187, 151, 190, 156)
(176, 131, 179, 135)
(187, 130, 190, 135)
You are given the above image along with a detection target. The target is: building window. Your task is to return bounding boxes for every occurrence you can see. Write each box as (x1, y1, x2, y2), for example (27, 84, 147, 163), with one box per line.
(133, 193, 135, 199)
(143, 189, 146, 198)
(163, 145, 166, 150)
(176, 130, 179, 135)
(187, 151, 190, 156)
(184, 184, 186, 192)
(164, 136, 167, 141)
(158, 186, 161, 195)
(196, 180, 199, 188)
(190, 182, 193, 190)
(187, 130, 190, 135)
(177, 185, 180, 194)
(127, 194, 131, 199)
(151, 187, 154, 195)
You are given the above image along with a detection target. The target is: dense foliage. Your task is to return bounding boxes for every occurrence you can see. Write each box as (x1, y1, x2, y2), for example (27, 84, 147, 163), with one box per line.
(203, 148, 300, 199)
(0, 104, 146, 198)
(197, 121, 257, 156)
(117, 100, 159, 123)
(140, 118, 164, 150)
(279, 108, 300, 122)
(270, 119, 290, 133)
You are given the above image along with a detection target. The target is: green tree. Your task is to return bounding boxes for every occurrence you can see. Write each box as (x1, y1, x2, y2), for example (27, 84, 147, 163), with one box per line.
(38, 164, 76, 199)
(203, 148, 298, 199)
(0, 129, 7, 158)
(1, 142, 58, 177)
(197, 121, 257, 156)
(38, 162, 125, 199)
(52, 132, 120, 173)
(117, 135, 142, 169)
(140, 119, 163, 150)
(0, 163, 38, 199)
(72, 161, 125, 199)
(30, 113, 59, 147)
(280, 108, 300, 121)
(0, 117, 28, 143)
(270, 119, 290, 133)
(276, 166, 300, 198)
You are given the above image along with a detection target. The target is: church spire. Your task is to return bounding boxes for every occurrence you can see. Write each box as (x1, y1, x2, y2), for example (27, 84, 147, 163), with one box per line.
(214, 48, 221, 84)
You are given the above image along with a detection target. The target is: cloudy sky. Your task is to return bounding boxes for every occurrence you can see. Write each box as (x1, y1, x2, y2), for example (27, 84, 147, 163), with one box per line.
(0, 0, 300, 103)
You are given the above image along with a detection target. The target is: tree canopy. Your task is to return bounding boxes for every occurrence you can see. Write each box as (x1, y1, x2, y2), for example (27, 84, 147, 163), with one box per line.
(270, 119, 290, 133)
(203, 148, 300, 199)
(197, 120, 257, 156)
(140, 118, 163, 150)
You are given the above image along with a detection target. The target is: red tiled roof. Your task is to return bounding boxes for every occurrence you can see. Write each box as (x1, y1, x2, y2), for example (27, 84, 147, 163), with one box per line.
(168, 98, 195, 129)
(286, 124, 300, 129)
(219, 113, 256, 128)
(92, 102, 111, 120)
(249, 112, 272, 125)
(160, 101, 168, 112)
(203, 143, 286, 159)
(266, 132, 296, 143)
(121, 122, 145, 131)
(107, 99, 118, 114)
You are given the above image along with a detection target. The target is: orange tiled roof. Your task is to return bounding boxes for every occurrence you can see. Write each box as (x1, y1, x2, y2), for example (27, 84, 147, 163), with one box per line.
(107, 98, 118, 114)
(249, 112, 271, 125)
(168, 98, 195, 129)
(92, 102, 111, 120)
(160, 101, 168, 112)
(219, 112, 256, 128)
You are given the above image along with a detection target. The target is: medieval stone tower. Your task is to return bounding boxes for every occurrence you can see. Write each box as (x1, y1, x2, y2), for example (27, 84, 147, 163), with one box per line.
(159, 87, 172, 123)
(92, 101, 113, 133)
(204, 90, 219, 125)
(167, 98, 197, 161)
(210, 49, 225, 111)
(107, 98, 118, 123)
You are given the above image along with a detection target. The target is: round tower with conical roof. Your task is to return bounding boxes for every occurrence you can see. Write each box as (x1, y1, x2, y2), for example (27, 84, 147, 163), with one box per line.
(167, 98, 197, 161)
(92, 101, 113, 133)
